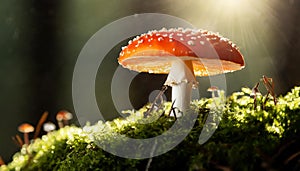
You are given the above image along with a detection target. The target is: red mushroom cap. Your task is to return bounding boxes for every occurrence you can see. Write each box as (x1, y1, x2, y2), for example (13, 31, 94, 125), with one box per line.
(118, 28, 245, 76)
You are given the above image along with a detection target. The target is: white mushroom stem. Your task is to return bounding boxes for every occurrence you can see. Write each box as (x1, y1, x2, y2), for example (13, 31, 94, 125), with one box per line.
(164, 60, 197, 117)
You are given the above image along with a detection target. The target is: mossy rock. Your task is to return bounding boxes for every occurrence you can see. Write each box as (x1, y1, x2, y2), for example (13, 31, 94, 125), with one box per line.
(1, 87, 300, 171)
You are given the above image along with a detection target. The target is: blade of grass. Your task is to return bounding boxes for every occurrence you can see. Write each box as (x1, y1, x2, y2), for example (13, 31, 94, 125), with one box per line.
(12, 135, 23, 148)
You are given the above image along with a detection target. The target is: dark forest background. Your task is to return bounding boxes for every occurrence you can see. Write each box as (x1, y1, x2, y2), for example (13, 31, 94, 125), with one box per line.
(0, 0, 299, 162)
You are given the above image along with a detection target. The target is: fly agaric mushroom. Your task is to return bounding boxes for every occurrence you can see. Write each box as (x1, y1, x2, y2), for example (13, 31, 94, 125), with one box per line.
(118, 28, 244, 116)
(18, 123, 34, 145)
(56, 110, 73, 128)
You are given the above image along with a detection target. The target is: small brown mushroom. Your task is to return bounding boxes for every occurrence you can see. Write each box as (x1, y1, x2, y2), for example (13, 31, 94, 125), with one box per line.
(18, 123, 34, 145)
(56, 110, 73, 128)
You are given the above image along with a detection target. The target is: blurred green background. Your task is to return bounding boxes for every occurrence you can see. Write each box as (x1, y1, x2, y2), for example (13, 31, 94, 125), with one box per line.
(0, 0, 300, 162)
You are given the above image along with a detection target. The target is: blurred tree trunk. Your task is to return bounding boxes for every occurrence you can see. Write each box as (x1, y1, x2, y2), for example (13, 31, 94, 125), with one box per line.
(277, 1, 300, 93)
(28, 0, 61, 129)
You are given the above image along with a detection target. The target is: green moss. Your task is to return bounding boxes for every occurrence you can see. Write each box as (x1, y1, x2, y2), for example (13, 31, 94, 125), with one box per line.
(2, 87, 300, 171)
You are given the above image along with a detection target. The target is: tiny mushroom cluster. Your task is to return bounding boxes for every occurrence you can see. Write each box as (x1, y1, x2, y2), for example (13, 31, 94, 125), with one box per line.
(15, 110, 73, 148)
(56, 110, 73, 128)
(118, 28, 245, 116)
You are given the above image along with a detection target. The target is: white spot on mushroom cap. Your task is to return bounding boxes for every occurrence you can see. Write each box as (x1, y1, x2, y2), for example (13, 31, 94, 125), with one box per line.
(138, 39, 143, 44)
(120, 27, 240, 61)
(220, 37, 228, 42)
(161, 27, 167, 32)
(169, 28, 176, 32)
(191, 30, 197, 35)
(133, 36, 140, 41)
(187, 40, 194, 46)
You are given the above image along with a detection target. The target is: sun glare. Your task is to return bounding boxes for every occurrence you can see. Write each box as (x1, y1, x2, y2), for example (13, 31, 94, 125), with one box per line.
(181, 0, 278, 50)
(176, 0, 280, 88)
(218, 0, 246, 9)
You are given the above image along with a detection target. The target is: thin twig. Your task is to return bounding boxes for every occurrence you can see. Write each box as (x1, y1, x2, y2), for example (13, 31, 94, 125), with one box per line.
(263, 92, 270, 109)
(12, 135, 23, 147)
(0, 156, 5, 166)
(272, 140, 296, 160)
(284, 151, 300, 165)
(210, 161, 232, 171)
(145, 140, 158, 171)
(167, 100, 177, 119)
(34, 111, 48, 139)
(262, 75, 277, 105)
(251, 82, 260, 109)
(144, 86, 168, 117)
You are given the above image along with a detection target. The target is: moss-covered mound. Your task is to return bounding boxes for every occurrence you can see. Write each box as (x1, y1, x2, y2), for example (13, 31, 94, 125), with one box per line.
(1, 87, 300, 171)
